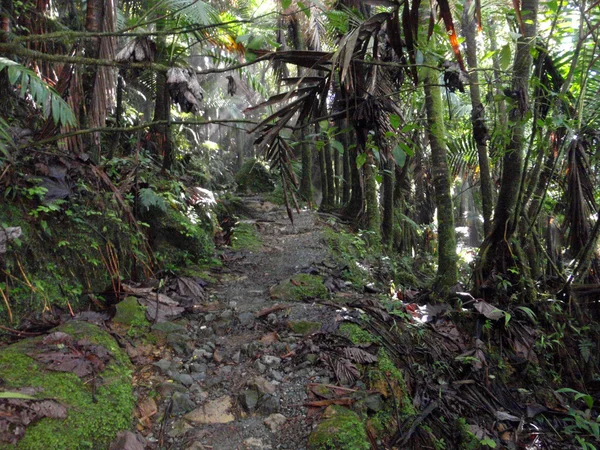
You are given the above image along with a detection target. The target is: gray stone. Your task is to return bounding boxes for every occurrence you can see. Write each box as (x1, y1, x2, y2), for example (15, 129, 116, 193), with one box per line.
(364, 394, 385, 412)
(192, 349, 212, 360)
(205, 341, 216, 351)
(220, 310, 233, 320)
(258, 394, 280, 415)
(232, 350, 241, 363)
(191, 372, 206, 382)
(178, 374, 194, 387)
(239, 389, 259, 412)
(261, 355, 281, 366)
(151, 321, 186, 335)
(270, 370, 284, 382)
(264, 413, 287, 432)
(218, 365, 233, 377)
(167, 333, 191, 355)
(204, 313, 216, 322)
(190, 363, 207, 373)
(266, 313, 277, 325)
(153, 358, 172, 373)
(254, 360, 267, 373)
(167, 418, 193, 437)
(253, 376, 276, 395)
(205, 375, 223, 388)
(239, 312, 255, 327)
(171, 392, 195, 415)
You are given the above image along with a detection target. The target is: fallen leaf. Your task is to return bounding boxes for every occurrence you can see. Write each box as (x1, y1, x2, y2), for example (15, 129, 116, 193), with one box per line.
(260, 332, 279, 345)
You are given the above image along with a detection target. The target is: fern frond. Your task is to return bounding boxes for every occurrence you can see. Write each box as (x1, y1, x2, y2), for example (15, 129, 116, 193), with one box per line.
(0, 57, 76, 127)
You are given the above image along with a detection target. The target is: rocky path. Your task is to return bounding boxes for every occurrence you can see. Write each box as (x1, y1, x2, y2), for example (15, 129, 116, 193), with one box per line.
(150, 198, 341, 450)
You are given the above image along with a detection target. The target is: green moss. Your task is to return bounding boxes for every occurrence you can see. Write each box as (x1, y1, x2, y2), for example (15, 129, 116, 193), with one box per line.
(231, 221, 262, 251)
(270, 273, 329, 301)
(339, 323, 378, 345)
(368, 348, 416, 416)
(290, 321, 322, 335)
(235, 158, 275, 193)
(307, 406, 370, 450)
(0, 321, 135, 450)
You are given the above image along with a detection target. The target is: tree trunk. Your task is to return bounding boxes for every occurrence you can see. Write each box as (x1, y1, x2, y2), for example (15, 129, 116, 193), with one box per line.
(462, 1, 493, 237)
(476, 0, 539, 294)
(424, 63, 458, 292)
(299, 128, 314, 205)
(341, 120, 351, 206)
(382, 156, 395, 247)
(364, 149, 380, 237)
(325, 142, 335, 208)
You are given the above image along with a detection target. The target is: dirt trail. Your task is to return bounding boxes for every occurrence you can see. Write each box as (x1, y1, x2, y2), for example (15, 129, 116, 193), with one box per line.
(156, 197, 339, 450)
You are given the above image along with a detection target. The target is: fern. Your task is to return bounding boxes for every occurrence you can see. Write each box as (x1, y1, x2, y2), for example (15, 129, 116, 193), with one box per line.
(0, 117, 16, 162)
(139, 187, 168, 212)
(0, 57, 76, 127)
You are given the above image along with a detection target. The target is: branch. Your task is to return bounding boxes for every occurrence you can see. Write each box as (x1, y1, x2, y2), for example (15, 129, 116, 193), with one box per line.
(22, 119, 258, 149)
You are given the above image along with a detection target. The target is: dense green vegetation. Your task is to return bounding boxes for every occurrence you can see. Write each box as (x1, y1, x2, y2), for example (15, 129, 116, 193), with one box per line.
(1, 0, 599, 448)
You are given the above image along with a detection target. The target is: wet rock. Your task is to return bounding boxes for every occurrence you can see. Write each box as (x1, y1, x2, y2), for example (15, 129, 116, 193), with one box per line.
(167, 333, 191, 355)
(168, 418, 193, 438)
(151, 321, 186, 335)
(154, 358, 172, 374)
(364, 394, 385, 413)
(171, 392, 195, 415)
(261, 355, 281, 366)
(258, 394, 280, 415)
(253, 376, 276, 395)
(213, 350, 224, 363)
(239, 312, 255, 327)
(109, 431, 147, 450)
(308, 406, 369, 450)
(239, 389, 259, 412)
(184, 396, 235, 424)
(264, 413, 287, 432)
(178, 374, 194, 387)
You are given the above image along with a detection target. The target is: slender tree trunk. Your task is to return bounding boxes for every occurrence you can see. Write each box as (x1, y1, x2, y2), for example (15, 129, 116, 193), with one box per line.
(477, 0, 539, 292)
(382, 156, 395, 247)
(325, 142, 335, 207)
(333, 145, 340, 206)
(299, 128, 314, 205)
(463, 1, 493, 237)
(424, 63, 458, 292)
(364, 149, 380, 237)
(341, 120, 351, 206)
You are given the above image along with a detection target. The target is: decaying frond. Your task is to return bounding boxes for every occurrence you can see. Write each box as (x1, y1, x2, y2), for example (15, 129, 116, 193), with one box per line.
(115, 37, 157, 63)
(167, 68, 203, 114)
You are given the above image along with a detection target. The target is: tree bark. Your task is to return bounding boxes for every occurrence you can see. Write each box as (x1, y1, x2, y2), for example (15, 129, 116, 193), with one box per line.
(364, 149, 380, 237)
(382, 156, 395, 247)
(424, 63, 458, 292)
(299, 128, 314, 205)
(462, 1, 493, 237)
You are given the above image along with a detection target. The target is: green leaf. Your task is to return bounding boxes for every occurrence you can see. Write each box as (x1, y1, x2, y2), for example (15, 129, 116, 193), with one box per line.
(389, 114, 401, 129)
(393, 144, 407, 167)
(297, 1, 310, 17)
(397, 141, 414, 157)
(401, 123, 418, 133)
(356, 152, 367, 169)
(281, 0, 292, 9)
(0, 391, 37, 400)
(500, 44, 511, 70)
(375, 175, 382, 183)
(315, 140, 324, 150)
(330, 139, 344, 154)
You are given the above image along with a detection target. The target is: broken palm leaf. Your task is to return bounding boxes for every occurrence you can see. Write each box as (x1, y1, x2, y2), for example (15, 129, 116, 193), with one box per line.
(437, 0, 466, 71)
(333, 357, 361, 383)
(244, 86, 318, 113)
(344, 347, 378, 364)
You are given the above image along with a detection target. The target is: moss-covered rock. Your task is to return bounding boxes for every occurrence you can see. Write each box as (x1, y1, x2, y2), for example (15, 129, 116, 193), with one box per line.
(231, 221, 262, 251)
(113, 296, 147, 326)
(270, 274, 329, 301)
(0, 321, 135, 450)
(235, 158, 275, 193)
(307, 405, 370, 450)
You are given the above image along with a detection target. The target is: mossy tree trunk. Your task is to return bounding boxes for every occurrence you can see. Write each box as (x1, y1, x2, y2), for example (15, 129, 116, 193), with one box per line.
(325, 141, 335, 208)
(299, 127, 314, 205)
(364, 149, 380, 237)
(341, 119, 351, 206)
(476, 0, 539, 294)
(382, 156, 395, 247)
(424, 62, 458, 292)
(462, 1, 493, 237)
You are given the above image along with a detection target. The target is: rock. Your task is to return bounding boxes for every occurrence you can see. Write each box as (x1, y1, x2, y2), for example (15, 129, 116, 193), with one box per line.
(109, 431, 147, 450)
(168, 419, 193, 438)
(114, 296, 148, 326)
(204, 313, 216, 322)
(261, 355, 281, 366)
(253, 376, 276, 395)
(190, 362, 207, 373)
(270, 370, 284, 382)
(258, 394, 280, 415)
(243, 437, 272, 449)
(220, 310, 233, 320)
(305, 354, 319, 365)
(264, 413, 287, 432)
(205, 341, 216, 351)
(177, 373, 194, 387)
(184, 396, 235, 424)
(193, 348, 212, 360)
(154, 358, 172, 373)
(239, 389, 259, 412)
(254, 360, 267, 373)
(232, 350, 241, 363)
(269, 274, 329, 301)
(167, 333, 192, 355)
(191, 372, 206, 382)
(239, 312, 255, 327)
(266, 313, 277, 325)
(151, 321, 186, 335)
(307, 406, 370, 450)
(218, 365, 233, 377)
(213, 350, 224, 363)
(364, 394, 385, 413)
(171, 392, 196, 415)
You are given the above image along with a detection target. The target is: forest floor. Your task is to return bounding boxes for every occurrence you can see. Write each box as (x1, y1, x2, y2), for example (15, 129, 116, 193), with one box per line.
(132, 196, 364, 450)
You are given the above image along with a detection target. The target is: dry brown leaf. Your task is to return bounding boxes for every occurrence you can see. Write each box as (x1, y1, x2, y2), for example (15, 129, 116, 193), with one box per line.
(260, 332, 279, 345)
